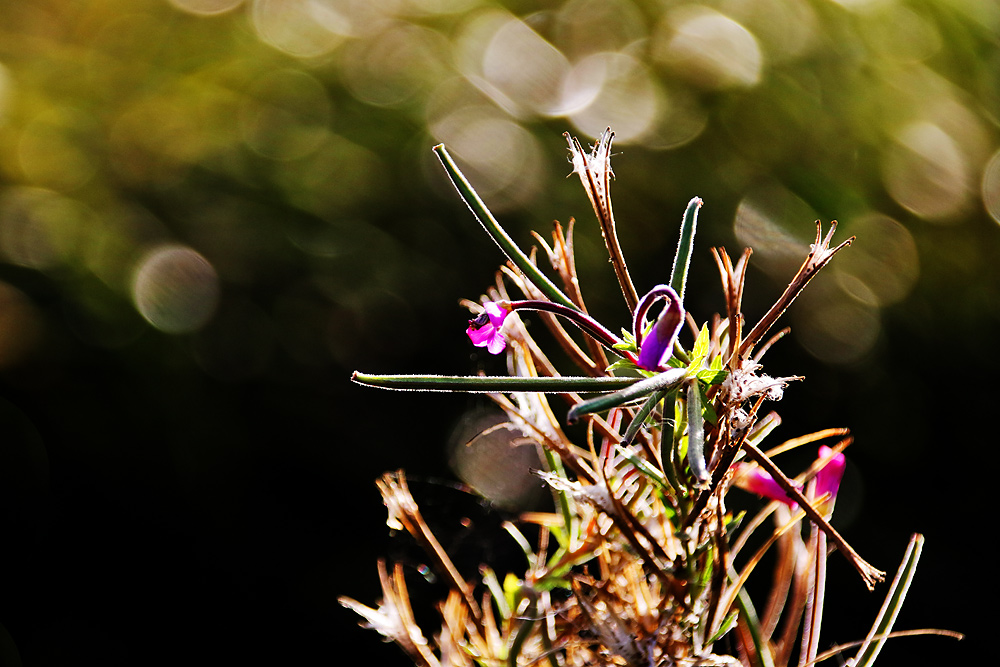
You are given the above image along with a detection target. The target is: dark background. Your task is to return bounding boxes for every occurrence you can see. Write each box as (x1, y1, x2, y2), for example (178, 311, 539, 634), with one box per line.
(0, 1, 993, 664)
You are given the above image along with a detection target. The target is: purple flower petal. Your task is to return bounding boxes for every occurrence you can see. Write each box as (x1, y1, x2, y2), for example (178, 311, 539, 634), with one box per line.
(634, 285, 684, 371)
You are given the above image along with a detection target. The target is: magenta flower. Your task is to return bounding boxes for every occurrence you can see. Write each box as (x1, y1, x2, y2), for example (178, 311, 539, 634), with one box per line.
(634, 285, 684, 371)
(465, 298, 638, 363)
(736, 445, 846, 507)
(814, 445, 846, 502)
(737, 465, 803, 506)
(464, 287, 684, 371)
(466, 301, 511, 354)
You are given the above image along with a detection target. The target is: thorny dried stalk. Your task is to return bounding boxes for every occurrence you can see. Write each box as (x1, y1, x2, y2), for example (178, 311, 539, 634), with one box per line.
(343, 130, 961, 667)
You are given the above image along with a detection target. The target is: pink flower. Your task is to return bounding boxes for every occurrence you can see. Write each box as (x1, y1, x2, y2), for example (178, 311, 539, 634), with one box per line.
(466, 302, 511, 354)
(736, 445, 846, 507)
(737, 465, 802, 506)
(814, 445, 846, 502)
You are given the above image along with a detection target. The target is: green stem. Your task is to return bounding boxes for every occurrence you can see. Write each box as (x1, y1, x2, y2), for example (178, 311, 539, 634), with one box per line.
(852, 534, 924, 667)
(352, 372, 641, 393)
(542, 447, 575, 550)
(621, 389, 666, 446)
(736, 588, 775, 667)
(434, 144, 577, 310)
(669, 197, 703, 304)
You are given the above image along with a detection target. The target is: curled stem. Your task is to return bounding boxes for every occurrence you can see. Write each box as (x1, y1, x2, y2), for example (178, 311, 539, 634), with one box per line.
(509, 299, 634, 361)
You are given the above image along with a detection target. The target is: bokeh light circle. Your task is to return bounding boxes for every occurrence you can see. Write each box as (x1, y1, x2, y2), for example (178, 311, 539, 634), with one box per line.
(882, 121, 971, 222)
(339, 23, 449, 108)
(554, 0, 648, 61)
(250, 0, 348, 58)
(481, 16, 570, 117)
(982, 146, 1000, 227)
(430, 108, 544, 209)
(833, 214, 918, 307)
(240, 68, 332, 160)
(17, 111, 96, 191)
(566, 52, 663, 143)
(168, 0, 244, 16)
(654, 6, 763, 90)
(794, 291, 881, 365)
(0, 187, 90, 270)
(448, 408, 543, 511)
(131, 245, 220, 334)
(733, 182, 818, 268)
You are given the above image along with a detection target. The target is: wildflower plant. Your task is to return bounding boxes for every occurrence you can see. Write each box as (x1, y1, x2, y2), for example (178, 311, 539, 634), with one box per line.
(342, 130, 960, 666)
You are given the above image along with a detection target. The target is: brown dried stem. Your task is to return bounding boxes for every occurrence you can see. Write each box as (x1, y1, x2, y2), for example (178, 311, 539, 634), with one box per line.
(739, 221, 854, 362)
(536, 218, 610, 370)
(566, 130, 639, 312)
(376, 470, 487, 635)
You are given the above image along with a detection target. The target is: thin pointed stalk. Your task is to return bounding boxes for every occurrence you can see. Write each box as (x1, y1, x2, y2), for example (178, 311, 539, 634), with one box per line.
(670, 197, 703, 304)
(617, 387, 666, 465)
(508, 586, 539, 667)
(621, 389, 666, 446)
(852, 534, 924, 667)
(541, 447, 576, 551)
(434, 144, 577, 310)
(800, 524, 827, 666)
(352, 372, 640, 393)
(615, 444, 673, 494)
(736, 588, 776, 667)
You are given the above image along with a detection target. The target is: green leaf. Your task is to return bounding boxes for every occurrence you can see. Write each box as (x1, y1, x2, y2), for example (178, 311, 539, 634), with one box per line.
(696, 368, 729, 385)
(352, 372, 642, 393)
(686, 379, 710, 486)
(710, 352, 724, 371)
(614, 328, 638, 353)
(541, 447, 575, 549)
(481, 566, 511, 619)
(567, 368, 686, 422)
(707, 610, 739, 644)
(669, 197, 703, 304)
(621, 389, 666, 446)
(690, 323, 710, 365)
(605, 359, 643, 376)
(503, 522, 535, 565)
(852, 533, 925, 667)
(434, 144, 577, 310)
(502, 573, 521, 620)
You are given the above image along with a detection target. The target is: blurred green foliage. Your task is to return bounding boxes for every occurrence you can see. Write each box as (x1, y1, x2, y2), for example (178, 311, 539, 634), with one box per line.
(0, 0, 997, 375)
(0, 0, 993, 664)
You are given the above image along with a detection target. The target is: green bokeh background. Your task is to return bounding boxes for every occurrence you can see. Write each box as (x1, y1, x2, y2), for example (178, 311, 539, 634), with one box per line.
(0, 0, 993, 664)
